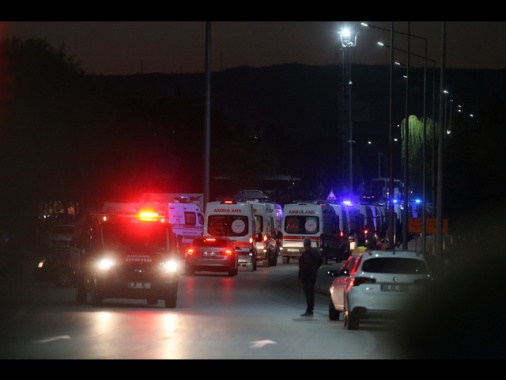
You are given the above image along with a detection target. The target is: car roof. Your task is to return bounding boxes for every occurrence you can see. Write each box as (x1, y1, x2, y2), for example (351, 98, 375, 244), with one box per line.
(362, 249, 427, 260)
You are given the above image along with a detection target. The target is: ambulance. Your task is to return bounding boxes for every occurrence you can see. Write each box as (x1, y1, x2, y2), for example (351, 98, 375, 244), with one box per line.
(204, 199, 258, 271)
(281, 202, 339, 264)
(137, 194, 205, 256)
(247, 201, 279, 267)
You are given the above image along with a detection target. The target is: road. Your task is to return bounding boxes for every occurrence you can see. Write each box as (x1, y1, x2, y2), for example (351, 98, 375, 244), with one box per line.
(0, 245, 410, 359)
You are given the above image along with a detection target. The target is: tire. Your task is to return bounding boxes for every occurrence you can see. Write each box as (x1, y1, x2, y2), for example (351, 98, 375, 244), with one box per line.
(345, 314, 359, 330)
(164, 287, 178, 308)
(147, 298, 158, 305)
(90, 279, 102, 306)
(269, 248, 278, 267)
(329, 300, 340, 321)
(185, 265, 194, 276)
(54, 268, 73, 288)
(75, 278, 87, 304)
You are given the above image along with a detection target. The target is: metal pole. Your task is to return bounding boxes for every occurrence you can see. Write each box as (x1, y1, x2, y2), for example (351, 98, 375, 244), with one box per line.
(436, 22, 446, 275)
(348, 46, 353, 197)
(402, 22, 410, 250)
(388, 22, 395, 249)
(204, 22, 211, 206)
(421, 39, 427, 256)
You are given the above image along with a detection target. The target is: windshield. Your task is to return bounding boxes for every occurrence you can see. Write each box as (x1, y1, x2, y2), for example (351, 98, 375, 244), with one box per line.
(207, 215, 249, 237)
(101, 222, 169, 251)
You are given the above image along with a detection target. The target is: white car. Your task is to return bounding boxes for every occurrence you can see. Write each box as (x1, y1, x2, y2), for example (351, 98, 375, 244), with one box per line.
(328, 249, 433, 330)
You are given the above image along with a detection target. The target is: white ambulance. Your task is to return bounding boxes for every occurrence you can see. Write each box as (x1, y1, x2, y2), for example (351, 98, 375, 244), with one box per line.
(137, 195, 205, 255)
(204, 199, 258, 271)
(247, 201, 279, 267)
(281, 202, 339, 264)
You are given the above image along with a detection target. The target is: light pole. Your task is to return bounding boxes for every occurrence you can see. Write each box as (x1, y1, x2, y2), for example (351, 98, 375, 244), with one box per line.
(377, 39, 436, 254)
(339, 27, 358, 198)
(378, 152, 383, 177)
(363, 22, 433, 251)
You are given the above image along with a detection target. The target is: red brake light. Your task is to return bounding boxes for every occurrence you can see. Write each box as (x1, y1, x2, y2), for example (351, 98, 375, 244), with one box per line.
(225, 249, 233, 256)
(204, 238, 216, 242)
(187, 248, 195, 256)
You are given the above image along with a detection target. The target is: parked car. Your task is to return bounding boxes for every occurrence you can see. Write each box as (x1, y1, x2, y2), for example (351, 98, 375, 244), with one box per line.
(185, 237, 239, 276)
(328, 249, 433, 330)
(34, 251, 78, 287)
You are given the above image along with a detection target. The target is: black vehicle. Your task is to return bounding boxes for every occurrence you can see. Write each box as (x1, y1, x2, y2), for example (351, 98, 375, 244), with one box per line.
(71, 209, 180, 308)
(34, 251, 78, 287)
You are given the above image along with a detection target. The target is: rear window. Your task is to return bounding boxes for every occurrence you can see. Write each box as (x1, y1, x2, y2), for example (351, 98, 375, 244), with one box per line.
(361, 257, 429, 274)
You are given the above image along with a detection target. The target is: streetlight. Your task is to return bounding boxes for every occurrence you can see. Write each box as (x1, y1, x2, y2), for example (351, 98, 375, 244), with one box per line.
(338, 27, 358, 198)
(361, 22, 434, 253)
(378, 152, 383, 177)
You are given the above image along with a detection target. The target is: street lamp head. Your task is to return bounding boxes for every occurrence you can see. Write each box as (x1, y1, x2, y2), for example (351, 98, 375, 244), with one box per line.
(339, 28, 358, 48)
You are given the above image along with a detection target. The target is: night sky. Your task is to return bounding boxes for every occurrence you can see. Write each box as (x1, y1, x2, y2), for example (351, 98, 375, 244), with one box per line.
(2, 21, 505, 75)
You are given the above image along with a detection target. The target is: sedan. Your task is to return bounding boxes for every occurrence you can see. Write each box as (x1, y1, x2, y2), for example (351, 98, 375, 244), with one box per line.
(185, 237, 239, 276)
(328, 249, 433, 330)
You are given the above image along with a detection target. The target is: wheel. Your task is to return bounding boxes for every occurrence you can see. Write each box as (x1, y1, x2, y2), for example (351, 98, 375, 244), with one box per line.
(164, 286, 178, 308)
(54, 268, 73, 288)
(147, 297, 158, 305)
(75, 277, 87, 304)
(344, 310, 359, 330)
(269, 248, 278, 267)
(282, 256, 289, 264)
(90, 279, 102, 305)
(329, 300, 340, 321)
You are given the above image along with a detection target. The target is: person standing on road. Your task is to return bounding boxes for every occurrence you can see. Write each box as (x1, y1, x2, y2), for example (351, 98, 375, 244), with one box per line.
(298, 237, 323, 317)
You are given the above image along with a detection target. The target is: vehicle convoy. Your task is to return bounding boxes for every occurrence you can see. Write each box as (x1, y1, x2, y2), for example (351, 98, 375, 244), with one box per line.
(71, 208, 181, 308)
(204, 199, 258, 271)
(281, 202, 341, 264)
(327, 249, 433, 330)
(248, 201, 279, 267)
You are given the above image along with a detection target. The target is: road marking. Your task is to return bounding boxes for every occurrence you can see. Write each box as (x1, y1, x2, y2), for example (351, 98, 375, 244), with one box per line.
(35, 335, 71, 343)
(250, 339, 277, 348)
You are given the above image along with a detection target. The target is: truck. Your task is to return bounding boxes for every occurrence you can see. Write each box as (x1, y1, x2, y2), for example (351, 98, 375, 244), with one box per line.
(203, 199, 258, 271)
(71, 207, 181, 308)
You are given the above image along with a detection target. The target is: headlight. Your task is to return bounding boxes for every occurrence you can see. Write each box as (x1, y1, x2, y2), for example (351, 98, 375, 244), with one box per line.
(97, 257, 116, 271)
(161, 259, 180, 274)
(37, 259, 46, 268)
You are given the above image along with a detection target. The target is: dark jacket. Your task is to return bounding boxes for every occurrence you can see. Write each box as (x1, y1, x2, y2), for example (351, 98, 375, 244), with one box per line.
(298, 246, 323, 280)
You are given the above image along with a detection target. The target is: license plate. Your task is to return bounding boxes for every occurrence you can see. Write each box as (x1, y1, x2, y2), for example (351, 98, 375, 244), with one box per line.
(128, 282, 151, 289)
(381, 284, 408, 292)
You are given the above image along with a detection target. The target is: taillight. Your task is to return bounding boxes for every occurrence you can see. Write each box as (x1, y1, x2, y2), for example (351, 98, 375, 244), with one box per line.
(224, 249, 233, 256)
(351, 277, 376, 286)
(263, 234, 267, 242)
(187, 248, 195, 256)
